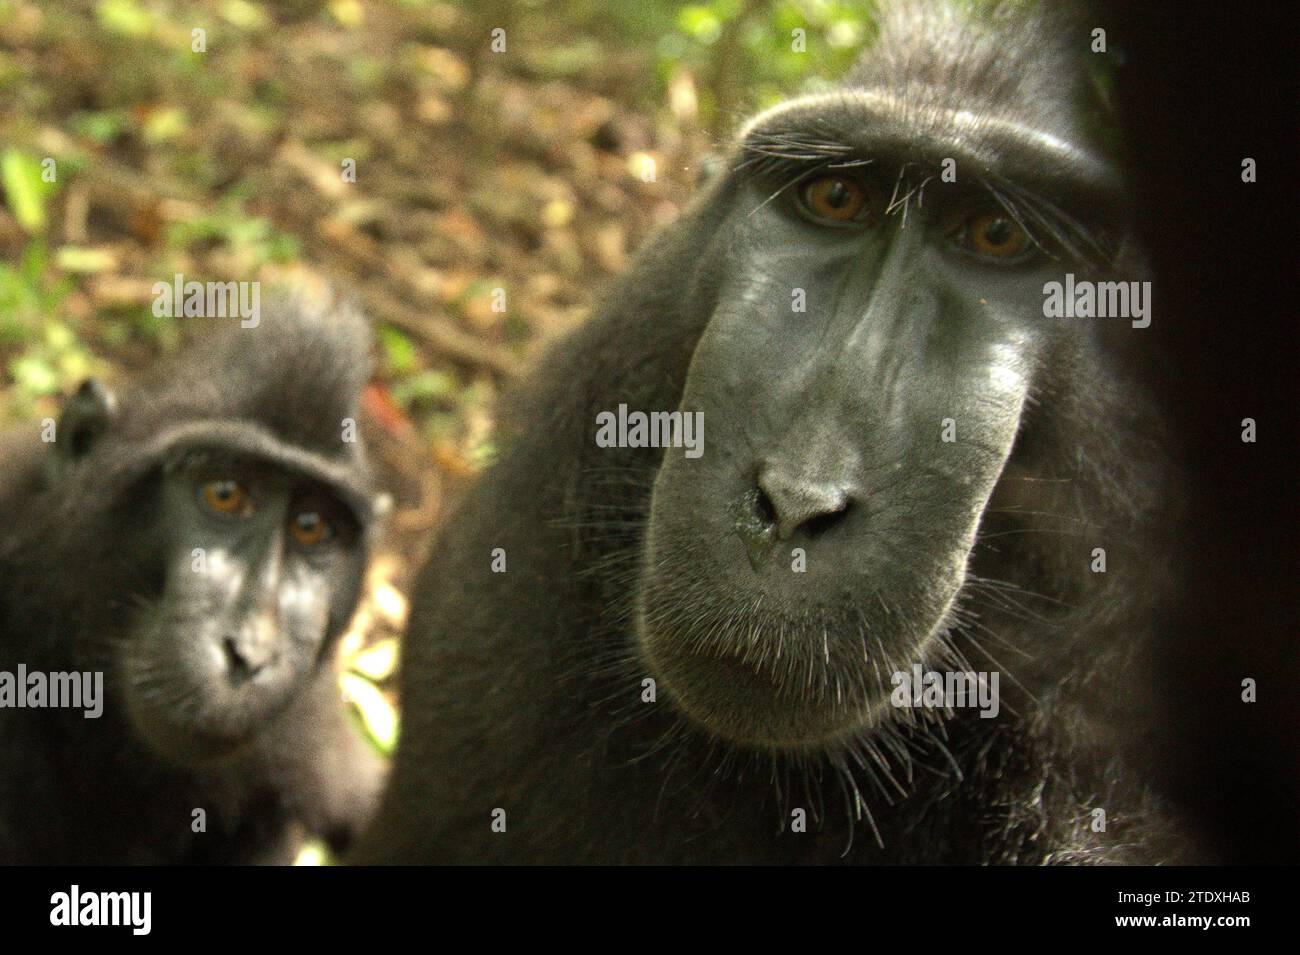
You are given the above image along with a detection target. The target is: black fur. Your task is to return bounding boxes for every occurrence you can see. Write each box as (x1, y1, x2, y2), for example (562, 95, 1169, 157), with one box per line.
(355, 2, 1196, 864)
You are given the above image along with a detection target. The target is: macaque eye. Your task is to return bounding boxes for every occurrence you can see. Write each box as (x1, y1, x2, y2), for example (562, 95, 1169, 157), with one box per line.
(959, 211, 1032, 260)
(799, 174, 870, 224)
(289, 510, 331, 547)
(200, 479, 252, 517)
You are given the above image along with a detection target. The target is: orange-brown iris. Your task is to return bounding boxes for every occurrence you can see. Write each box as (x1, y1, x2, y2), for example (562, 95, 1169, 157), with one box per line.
(964, 212, 1029, 258)
(289, 511, 329, 547)
(201, 479, 252, 517)
(801, 175, 869, 222)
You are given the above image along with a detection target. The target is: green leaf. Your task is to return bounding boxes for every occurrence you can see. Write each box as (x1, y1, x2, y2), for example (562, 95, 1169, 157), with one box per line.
(9, 354, 60, 397)
(391, 369, 456, 407)
(142, 107, 188, 144)
(293, 840, 332, 866)
(677, 5, 722, 43)
(349, 638, 399, 682)
(69, 110, 128, 146)
(1, 150, 51, 234)
(377, 325, 419, 375)
(55, 246, 118, 273)
(340, 672, 399, 755)
(95, 0, 154, 37)
(220, 0, 270, 31)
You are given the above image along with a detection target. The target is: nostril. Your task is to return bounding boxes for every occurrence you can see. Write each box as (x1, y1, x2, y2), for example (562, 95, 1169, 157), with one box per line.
(757, 468, 854, 541)
(801, 499, 851, 539)
(753, 487, 778, 529)
(222, 636, 264, 683)
(222, 637, 248, 680)
(732, 487, 781, 570)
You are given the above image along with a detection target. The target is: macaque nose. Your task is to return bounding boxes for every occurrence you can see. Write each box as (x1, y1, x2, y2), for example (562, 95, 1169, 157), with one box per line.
(221, 616, 278, 682)
(756, 467, 852, 541)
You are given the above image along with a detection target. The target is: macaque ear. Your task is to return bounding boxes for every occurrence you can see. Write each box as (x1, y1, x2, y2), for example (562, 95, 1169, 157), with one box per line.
(57, 378, 118, 461)
(695, 152, 724, 189)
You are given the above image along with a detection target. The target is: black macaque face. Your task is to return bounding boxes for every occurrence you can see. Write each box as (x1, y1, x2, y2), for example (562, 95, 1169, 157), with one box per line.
(119, 452, 366, 764)
(637, 89, 1125, 749)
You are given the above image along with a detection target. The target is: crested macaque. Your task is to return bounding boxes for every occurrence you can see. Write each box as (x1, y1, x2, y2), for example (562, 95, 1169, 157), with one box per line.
(0, 295, 386, 864)
(354, 1, 1195, 863)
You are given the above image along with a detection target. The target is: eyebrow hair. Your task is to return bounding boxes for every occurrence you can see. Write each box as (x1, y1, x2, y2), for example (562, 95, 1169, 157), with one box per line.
(733, 95, 1120, 266)
(738, 90, 1108, 172)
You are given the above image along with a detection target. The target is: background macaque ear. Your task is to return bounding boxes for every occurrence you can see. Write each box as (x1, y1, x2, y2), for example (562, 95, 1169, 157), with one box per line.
(694, 152, 725, 189)
(56, 378, 118, 461)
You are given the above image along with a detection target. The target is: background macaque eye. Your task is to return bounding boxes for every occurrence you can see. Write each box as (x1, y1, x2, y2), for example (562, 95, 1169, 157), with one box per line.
(200, 479, 252, 517)
(289, 510, 331, 547)
(799, 174, 870, 223)
(959, 211, 1032, 260)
